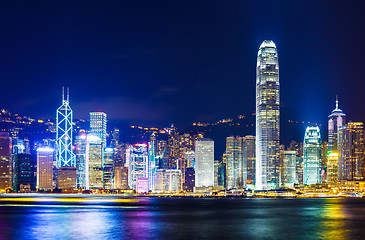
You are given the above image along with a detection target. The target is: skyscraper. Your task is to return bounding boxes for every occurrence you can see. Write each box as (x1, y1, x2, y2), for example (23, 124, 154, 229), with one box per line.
(56, 88, 76, 167)
(225, 136, 244, 189)
(90, 112, 107, 149)
(87, 135, 103, 189)
(328, 97, 346, 152)
(128, 144, 149, 191)
(75, 133, 87, 189)
(338, 122, 364, 181)
(243, 136, 255, 186)
(279, 150, 296, 188)
(13, 154, 36, 192)
(36, 147, 54, 190)
(195, 138, 214, 187)
(303, 126, 322, 185)
(103, 148, 114, 190)
(256, 40, 280, 190)
(0, 132, 12, 191)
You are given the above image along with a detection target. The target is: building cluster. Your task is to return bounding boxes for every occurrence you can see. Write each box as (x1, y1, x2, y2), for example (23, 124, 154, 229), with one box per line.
(0, 41, 363, 195)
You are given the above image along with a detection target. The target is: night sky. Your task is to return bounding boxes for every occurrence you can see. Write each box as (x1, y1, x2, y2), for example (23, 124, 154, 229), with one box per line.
(1, 1, 365, 128)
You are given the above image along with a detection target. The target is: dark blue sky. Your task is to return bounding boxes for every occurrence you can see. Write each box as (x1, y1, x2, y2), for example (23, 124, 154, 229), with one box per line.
(0, 1, 364, 128)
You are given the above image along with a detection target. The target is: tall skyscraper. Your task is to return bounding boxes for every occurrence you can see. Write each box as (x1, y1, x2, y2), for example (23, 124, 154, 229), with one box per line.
(303, 126, 322, 185)
(243, 136, 256, 186)
(0, 132, 12, 190)
(36, 147, 54, 190)
(56, 88, 76, 167)
(90, 112, 107, 149)
(103, 148, 114, 190)
(338, 122, 364, 181)
(87, 135, 103, 189)
(13, 154, 35, 192)
(328, 97, 346, 153)
(255, 40, 280, 190)
(225, 136, 244, 189)
(195, 138, 214, 187)
(279, 150, 296, 188)
(128, 144, 149, 191)
(75, 133, 87, 189)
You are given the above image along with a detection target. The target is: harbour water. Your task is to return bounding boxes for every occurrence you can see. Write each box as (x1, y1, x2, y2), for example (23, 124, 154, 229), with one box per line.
(0, 196, 364, 239)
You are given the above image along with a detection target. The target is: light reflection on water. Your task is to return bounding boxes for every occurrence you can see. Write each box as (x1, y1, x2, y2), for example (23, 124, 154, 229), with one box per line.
(0, 197, 364, 240)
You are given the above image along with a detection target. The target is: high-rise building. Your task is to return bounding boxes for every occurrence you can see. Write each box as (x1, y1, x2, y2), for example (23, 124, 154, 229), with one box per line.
(56, 88, 76, 168)
(75, 133, 87, 189)
(195, 138, 214, 187)
(148, 142, 156, 192)
(103, 148, 114, 190)
(256, 40, 280, 190)
(165, 169, 182, 192)
(327, 152, 339, 183)
(303, 127, 322, 185)
(87, 136, 103, 189)
(0, 132, 12, 191)
(128, 144, 149, 191)
(114, 166, 128, 190)
(243, 136, 255, 187)
(154, 169, 166, 193)
(287, 141, 304, 184)
(328, 97, 346, 153)
(279, 151, 296, 188)
(90, 112, 107, 149)
(13, 154, 35, 192)
(338, 122, 365, 181)
(225, 136, 244, 189)
(36, 147, 54, 190)
(184, 167, 195, 192)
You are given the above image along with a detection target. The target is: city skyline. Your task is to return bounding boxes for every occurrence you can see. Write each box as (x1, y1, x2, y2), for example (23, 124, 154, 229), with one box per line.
(1, 2, 365, 128)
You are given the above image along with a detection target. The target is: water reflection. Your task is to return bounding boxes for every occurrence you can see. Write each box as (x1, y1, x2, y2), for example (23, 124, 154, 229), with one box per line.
(0, 197, 363, 240)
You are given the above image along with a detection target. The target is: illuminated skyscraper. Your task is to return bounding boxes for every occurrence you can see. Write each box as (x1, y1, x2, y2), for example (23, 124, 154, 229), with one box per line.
(0, 132, 12, 190)
(13, 154, 36, 192)
(225, 136, 244, 189)
(243, 136, 255, 186)
(75, 133, 87, 189)
(328, 97, 346, 153)
(338, 122, 364, 181)
(87, 136, 103, 189)
(195, 138, 214, 187)
(327, 152, 339, 183)
(279, 150, 296, 188)
(36, 147, 54, 190)
(128, 144, 149, 191)
(56, 88, 76, 167)
(103, 148, 114, 189)
(90, 112, 107, 148)
(256, 40, 280, 190)
(303, 127, 322, 185)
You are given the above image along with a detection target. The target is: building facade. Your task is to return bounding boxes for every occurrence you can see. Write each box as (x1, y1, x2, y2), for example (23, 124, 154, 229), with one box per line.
(225, 136, 244, 189)
(303, 127, 322, 185)
(338, 122, 365, 181)
(56, 88, 76, 168)
(279, 150, 296, 187)
(256, 40, 280, 190)
(90, 112, 107, 149)
(243, 136, 256, 187)
(36, 147, 54, 190)
(195, 138, 214, 187)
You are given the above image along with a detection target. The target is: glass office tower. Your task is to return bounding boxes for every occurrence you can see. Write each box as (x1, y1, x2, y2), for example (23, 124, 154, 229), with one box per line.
(256, 40, 280, 190)
(303, 126, 322, 185)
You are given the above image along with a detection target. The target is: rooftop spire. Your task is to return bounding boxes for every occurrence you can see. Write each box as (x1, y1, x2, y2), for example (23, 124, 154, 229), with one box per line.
(62, 86, 65, 102)
(336, 95, 338, 110)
